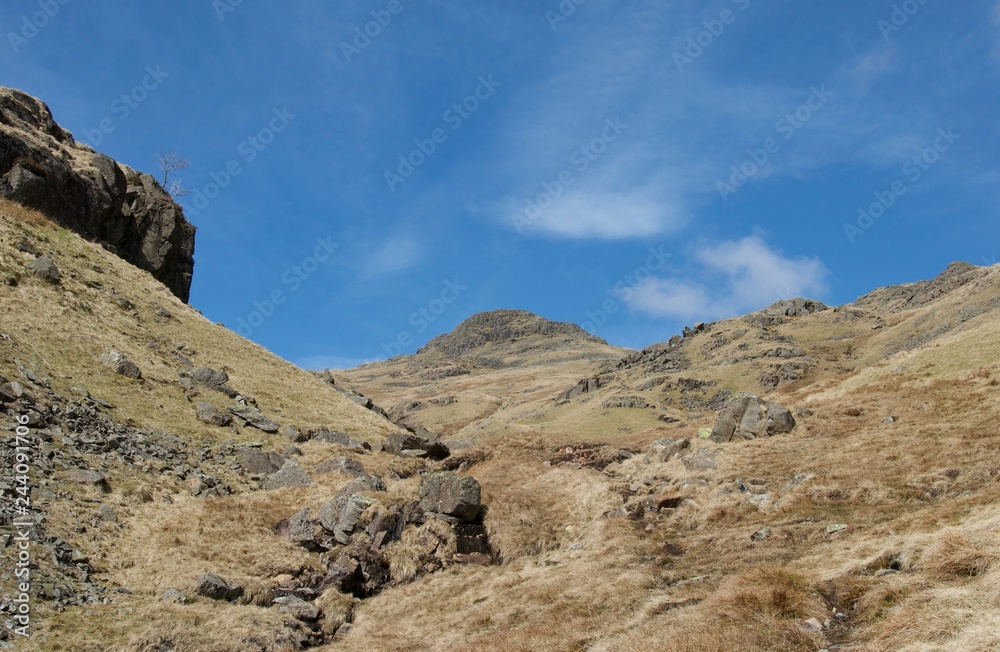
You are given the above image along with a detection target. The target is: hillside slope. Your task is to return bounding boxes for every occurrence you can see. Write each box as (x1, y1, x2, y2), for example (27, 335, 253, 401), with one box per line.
(337, 309, 629, 441)
(3, 190, 1000, 651)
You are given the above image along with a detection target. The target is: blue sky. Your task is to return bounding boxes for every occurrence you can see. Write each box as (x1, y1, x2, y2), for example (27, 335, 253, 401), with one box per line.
(3, 0, 998, 368)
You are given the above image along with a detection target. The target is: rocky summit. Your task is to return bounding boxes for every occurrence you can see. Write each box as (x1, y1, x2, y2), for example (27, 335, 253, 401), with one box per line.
(1, 83, 1000, 652)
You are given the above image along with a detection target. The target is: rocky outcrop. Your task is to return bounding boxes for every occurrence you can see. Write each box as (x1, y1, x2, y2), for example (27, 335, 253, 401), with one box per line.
(744, 298, 829, 326)
(273, 477, 489, 604)
(710, 395, 796, 443)
(419, 309, 607, 357)
(0, 87, 195, 301)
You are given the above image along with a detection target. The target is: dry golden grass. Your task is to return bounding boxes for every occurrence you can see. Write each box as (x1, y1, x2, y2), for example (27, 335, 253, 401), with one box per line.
(0, 197, 56, 228)
(6, 204, 1000, 650)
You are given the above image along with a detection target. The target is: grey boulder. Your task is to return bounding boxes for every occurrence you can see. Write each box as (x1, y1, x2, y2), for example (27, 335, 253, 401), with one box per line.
(419, 471, 482, 522)
(710, 395, 796, 444)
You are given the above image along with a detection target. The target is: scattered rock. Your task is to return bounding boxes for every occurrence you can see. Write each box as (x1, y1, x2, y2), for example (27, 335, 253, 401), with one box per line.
(710, 395, 796, 443)
(191, 367, 229, 390)
(883, 416, 898, 424)
(273, 595, 320, 622)
(194, 402, 232, 427)
(66, 469, 110, 492)
(648, 437, 690, 462)
(384, 432, 450, 460)
(194, 573, 244, 602)
(96, 504, 118, 524)
(15, 360, 50, 388)
(315, 457, 368, 478)
(161, 588, 186, 604)
(276, 508, 321, 551)
(282, 425, 308, 443)
(98, 351, 142, 380)
(28, 256, 61, 283)
(313, 429, 368, 450)
(826, 524, 847, 535)
(602, 396, 654, 409)
(229, 405, 279, 433)
(263, 460, 312, 490)
(419, 472, 482, 522)
(237, 447, 285, 475)
(681, 447, 719, 471)
(751, 528, 772, 542)
(318, 495, 376, 545)
(336, 476, 387, 495)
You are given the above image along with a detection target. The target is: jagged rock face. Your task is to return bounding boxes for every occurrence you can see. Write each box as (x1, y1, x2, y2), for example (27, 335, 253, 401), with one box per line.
(419, 309, 608, 357)
(0, 87, 195, 301)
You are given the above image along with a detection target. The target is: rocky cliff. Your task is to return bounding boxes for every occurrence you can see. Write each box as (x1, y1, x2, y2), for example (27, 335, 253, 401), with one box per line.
(0, 87, 195, 301)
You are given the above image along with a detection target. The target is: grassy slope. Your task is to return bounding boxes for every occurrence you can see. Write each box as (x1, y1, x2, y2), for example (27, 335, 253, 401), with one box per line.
(0, 202, 413, 651)
(329, 264, 1000, 651)
(4, 197, 1000, 650)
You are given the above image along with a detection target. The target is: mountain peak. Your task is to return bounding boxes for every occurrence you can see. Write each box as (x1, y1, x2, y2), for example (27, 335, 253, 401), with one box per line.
(418, 309, 607, 357)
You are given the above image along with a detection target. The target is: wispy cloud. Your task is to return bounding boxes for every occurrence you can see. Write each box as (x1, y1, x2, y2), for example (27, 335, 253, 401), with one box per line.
(625, 236, 829, 322)
(362, 233, 422, 277)
(503, 189, 685, 240)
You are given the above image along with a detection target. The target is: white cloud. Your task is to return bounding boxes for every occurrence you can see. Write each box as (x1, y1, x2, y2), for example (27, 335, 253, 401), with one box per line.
(625, 236, 829, 322)
(511, 190, 685, 240)
(362, 233, 421, 277)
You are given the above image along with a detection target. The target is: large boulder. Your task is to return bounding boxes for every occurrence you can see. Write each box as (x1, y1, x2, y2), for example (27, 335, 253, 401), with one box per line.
(27, 256, 61, 283)
(194, 573, 243, 602)
(383, 432, 450, 460)
(263, 460, 312, 490)
(0, 87, 195, 301)
(236, 447, 284, 475)
(191, 367, 229, 390)
(318, 494, 375, 545)
(98, 351, 142, 380)
(419, 472, 481, 522)
(194, 402, 232, 427)
(710, 395, 796, 443)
